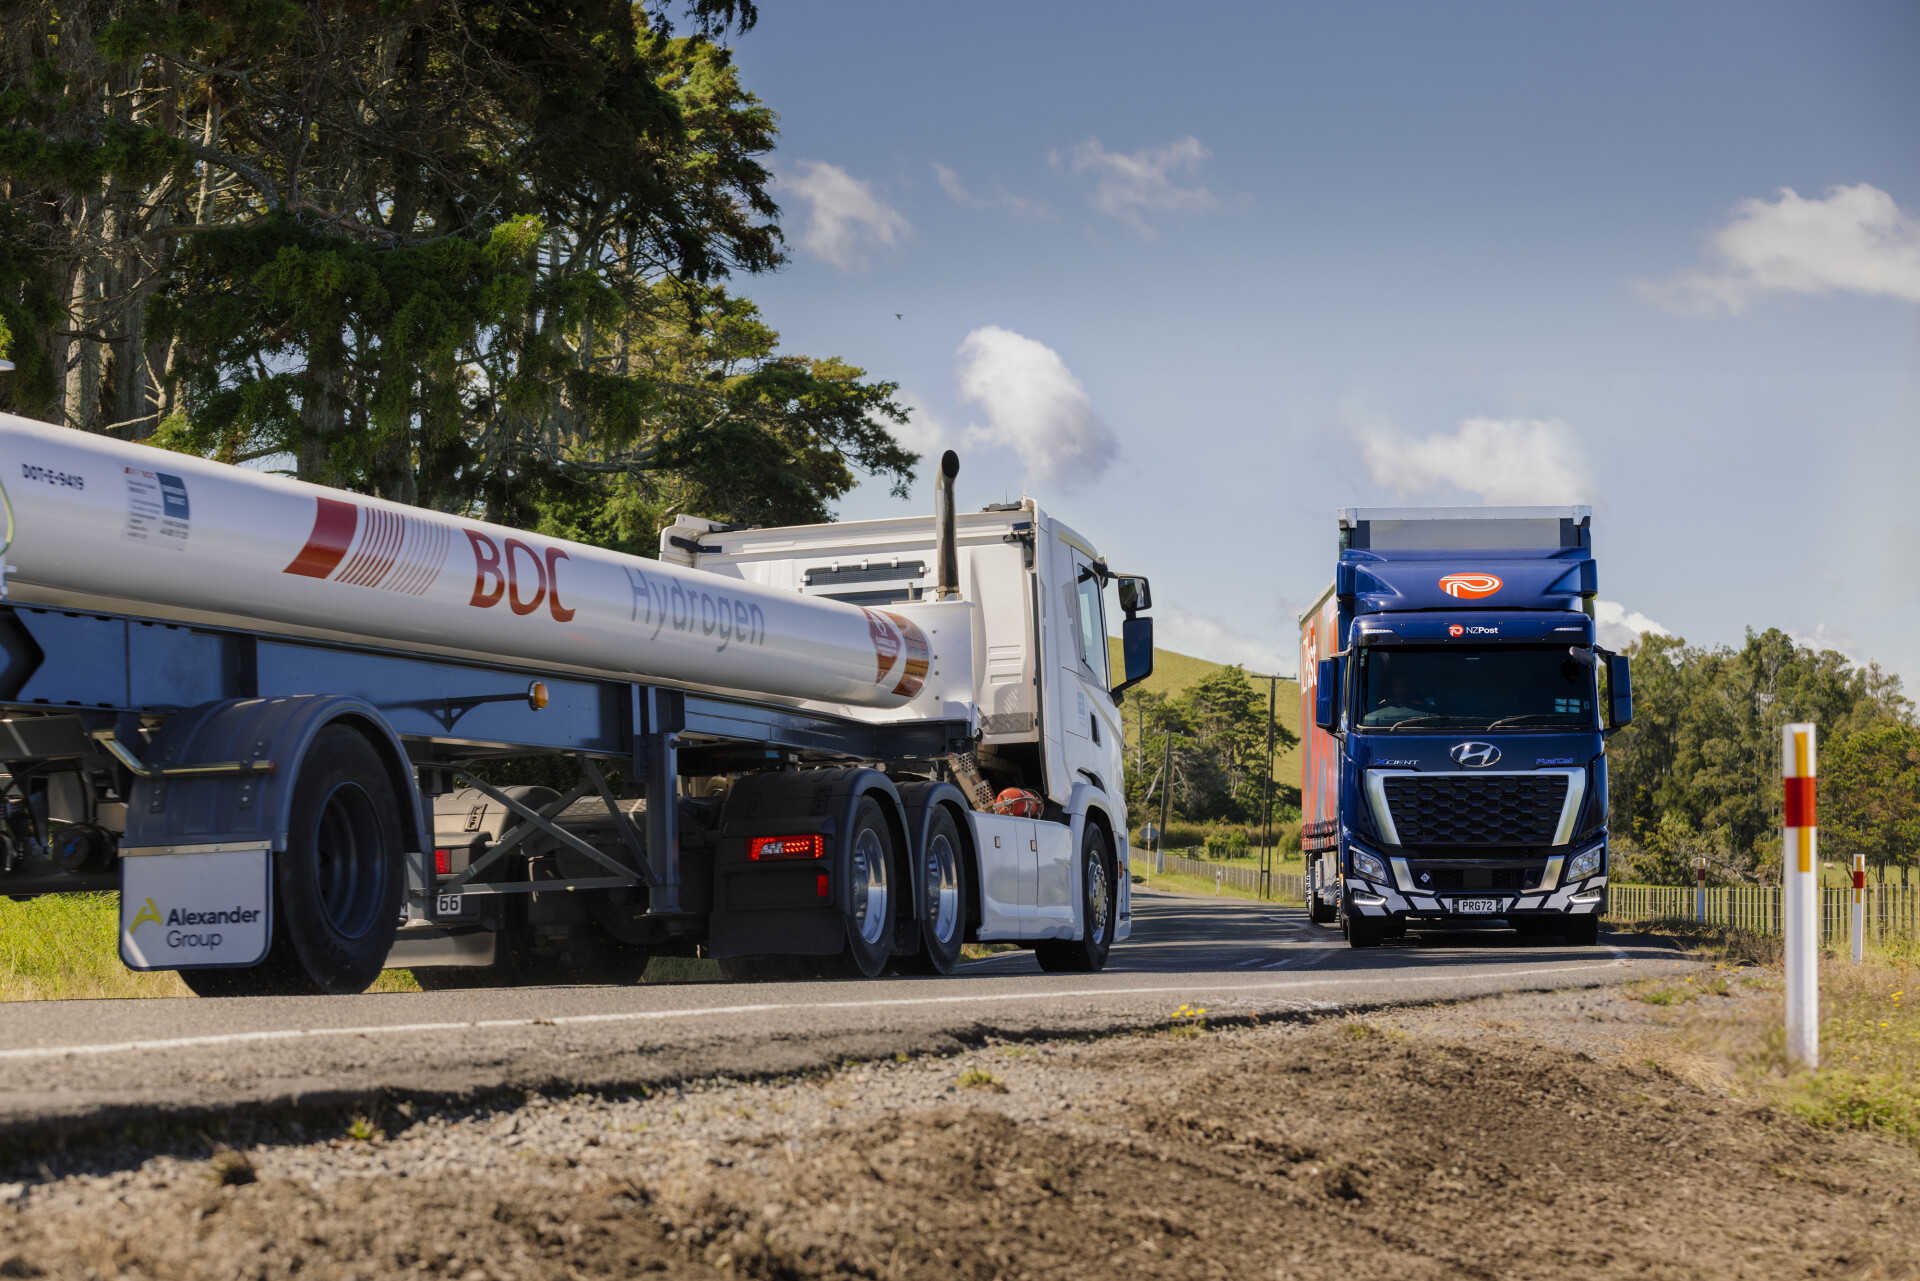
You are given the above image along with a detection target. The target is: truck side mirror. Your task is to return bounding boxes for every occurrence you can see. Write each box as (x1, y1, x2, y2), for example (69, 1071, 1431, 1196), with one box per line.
(1111, 615, 1154, 700)
(1607, 653, 1633, 731)
(1116, 576, 1151, 617)
(1315, 656, 1341, 732)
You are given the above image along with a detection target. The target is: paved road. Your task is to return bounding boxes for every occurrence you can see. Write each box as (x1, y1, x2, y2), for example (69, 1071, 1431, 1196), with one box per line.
(0, 889, 1683, 1136)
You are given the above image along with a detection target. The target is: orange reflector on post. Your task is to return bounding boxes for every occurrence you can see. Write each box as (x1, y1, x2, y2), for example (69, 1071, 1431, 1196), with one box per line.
(749, 834, 825, 861)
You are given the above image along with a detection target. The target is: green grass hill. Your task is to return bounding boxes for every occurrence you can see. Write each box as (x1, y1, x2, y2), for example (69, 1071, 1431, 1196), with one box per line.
(1107, 639, 1304, 788)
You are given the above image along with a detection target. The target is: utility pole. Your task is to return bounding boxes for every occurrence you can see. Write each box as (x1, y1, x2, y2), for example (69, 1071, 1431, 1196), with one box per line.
(1158, 729, 1173, 861)
(1261, 674, 1277, 900)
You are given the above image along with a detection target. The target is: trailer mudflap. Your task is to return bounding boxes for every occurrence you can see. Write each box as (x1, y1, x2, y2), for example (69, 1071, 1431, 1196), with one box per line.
(119, 845, 271, 970)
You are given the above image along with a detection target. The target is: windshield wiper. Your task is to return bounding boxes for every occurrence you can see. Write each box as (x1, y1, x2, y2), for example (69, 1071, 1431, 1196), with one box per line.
(1379, 716, 1488, 730)
(1485, 714, 1585, 730)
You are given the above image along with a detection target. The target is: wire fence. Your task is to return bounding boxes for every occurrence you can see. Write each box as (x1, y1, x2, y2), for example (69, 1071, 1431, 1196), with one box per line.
(1606, 883, 1920, 945)
(1149, 849, 1305, 903)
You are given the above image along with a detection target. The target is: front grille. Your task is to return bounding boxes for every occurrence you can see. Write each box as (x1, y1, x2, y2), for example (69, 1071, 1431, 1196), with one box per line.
(1414, 866, 1540, 892)
(1383, 774, 1569, 846)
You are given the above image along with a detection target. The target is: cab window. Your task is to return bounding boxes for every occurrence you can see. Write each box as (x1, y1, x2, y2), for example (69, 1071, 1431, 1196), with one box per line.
(1075, 569, 1110, 686)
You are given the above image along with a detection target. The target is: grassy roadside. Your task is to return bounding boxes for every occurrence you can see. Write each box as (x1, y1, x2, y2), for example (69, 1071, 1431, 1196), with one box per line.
(0, 893, 422, 1001)
(1131, 868, 1303, 905)
(1625, 917, 1920, 1148)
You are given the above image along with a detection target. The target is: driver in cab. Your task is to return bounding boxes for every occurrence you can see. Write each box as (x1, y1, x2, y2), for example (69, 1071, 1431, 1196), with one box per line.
(1368, 668, 1435, 725)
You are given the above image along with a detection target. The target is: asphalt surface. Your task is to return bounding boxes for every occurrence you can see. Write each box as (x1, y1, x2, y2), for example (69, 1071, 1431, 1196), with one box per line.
(0, 888, 1683, 1138)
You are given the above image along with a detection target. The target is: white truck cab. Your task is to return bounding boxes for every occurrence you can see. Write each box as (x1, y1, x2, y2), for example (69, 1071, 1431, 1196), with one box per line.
(660, 487, 1152, 950)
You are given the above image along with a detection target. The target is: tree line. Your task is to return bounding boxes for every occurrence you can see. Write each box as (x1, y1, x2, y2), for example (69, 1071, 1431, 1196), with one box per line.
(1124, 665, 1301, 834)
(1610, 628, 1919, 886)
(1, 0, 915, 551)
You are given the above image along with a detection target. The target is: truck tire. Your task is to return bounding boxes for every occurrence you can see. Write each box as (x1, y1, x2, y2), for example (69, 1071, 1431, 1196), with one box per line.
(898, 806, 967, 975)
(1345, 910, 1387, 949)
(1035, 823, 1115, 973)
(1561, 914, 1600, 947)
(182, 724, 404, 997)
(822, 796, 897, 979)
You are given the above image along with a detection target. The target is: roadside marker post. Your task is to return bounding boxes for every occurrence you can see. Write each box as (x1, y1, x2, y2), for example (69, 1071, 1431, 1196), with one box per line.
(1783, 723, 1818, 1068)
(1695, 855, 1706, 923)
(1852, 853, 1866, 965)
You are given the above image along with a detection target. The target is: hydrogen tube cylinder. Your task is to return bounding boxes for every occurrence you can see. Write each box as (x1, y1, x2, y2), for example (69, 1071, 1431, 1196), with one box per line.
(0, 413, 930, 709)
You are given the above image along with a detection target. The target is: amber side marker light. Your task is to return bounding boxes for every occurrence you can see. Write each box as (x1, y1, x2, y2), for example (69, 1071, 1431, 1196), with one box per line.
(527, 681, 550, 709)
(749, 835, 825, 861)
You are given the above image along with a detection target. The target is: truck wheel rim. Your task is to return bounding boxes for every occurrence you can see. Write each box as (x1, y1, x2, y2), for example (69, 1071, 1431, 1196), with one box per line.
(925, 833, 960, 942)
(313, 782, 385, 940)
(1086, 851, 1109, 947)
(851, 827, 889, 946)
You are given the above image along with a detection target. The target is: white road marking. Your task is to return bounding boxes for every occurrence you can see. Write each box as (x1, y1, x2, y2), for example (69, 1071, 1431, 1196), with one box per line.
(0, 954, 1637, 1063)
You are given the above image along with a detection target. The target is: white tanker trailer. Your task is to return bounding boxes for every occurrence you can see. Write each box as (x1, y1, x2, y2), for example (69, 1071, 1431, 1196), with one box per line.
(0, 412, 1156, 995)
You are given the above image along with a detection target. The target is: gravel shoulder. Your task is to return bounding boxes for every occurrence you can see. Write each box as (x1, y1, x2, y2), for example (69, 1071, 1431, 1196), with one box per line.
(4, 964, 1915, 1280)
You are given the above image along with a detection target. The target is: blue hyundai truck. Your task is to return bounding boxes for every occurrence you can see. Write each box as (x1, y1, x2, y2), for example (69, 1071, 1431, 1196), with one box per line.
(1297, 507, 1633, 948)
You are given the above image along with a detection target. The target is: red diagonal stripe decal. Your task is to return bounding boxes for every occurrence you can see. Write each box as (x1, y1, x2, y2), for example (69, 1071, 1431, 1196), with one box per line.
(284, 497, 359, 579)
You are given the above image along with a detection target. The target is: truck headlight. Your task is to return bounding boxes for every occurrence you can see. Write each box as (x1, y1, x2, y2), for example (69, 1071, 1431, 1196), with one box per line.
(1567, 845, 1604, 881)
(1351, 848, 1388, 884)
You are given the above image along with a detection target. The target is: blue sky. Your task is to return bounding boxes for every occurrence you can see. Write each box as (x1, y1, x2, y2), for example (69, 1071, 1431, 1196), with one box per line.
(726, 2, 1920, 680)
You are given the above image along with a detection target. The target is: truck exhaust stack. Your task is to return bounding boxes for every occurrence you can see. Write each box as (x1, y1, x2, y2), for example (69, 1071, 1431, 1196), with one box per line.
(934, 449, 960, 601)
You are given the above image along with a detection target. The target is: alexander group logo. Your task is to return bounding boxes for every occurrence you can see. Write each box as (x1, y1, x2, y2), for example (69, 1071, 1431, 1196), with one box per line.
(1439, 572, 1502, 600)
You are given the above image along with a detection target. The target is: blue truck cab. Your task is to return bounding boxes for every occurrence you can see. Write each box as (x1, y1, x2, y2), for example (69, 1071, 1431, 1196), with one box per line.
(1296, 507, 1633, 948)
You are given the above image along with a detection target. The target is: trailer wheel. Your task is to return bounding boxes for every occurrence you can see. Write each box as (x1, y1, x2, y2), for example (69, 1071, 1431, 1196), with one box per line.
(823, 796, 897, 978)
(1035, 823, 1115, 973)
(897, 807, 967, 975)
(1307, 865, 1337, 924)
(179, 725, 403, 997)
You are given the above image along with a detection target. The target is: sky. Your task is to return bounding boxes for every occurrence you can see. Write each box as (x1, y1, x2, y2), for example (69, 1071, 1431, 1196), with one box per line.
(723, 1, 1920, 681)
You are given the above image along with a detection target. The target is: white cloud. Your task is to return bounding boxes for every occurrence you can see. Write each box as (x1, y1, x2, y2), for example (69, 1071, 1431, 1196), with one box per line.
(1359, 416, 1591, 505)
(1792, 623, 1862, 663)
(931, 162, 1048, 218)
(778, 161, 909, 272)
(1149, 606, 1296, 677)
(1639, 183, 1920, 316)
(1594, 600, 1671, 652)
(1064, 136, 1217, 238)
(886, 389, 949, 457)
(955, 326, 1118, 492)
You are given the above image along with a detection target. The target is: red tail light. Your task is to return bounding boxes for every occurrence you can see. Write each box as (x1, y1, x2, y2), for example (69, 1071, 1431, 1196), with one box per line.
(817, 873, 830, 898)
(434, 848, 453, 875)
(749, 834, 825, 861)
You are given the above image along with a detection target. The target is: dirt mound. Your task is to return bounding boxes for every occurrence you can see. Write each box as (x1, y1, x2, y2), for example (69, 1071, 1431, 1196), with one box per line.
(3, 1009, 1916, 1280)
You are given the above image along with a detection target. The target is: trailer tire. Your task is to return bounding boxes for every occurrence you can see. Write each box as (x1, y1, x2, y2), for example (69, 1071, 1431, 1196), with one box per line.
(1035, 823, 1115, 973)
(1308, 866, 1337, 924)
(821, 796, 897, 979)
(897, 807, 967, 975)
(268, 725, 407, 993)
(180, 725, 404, 997)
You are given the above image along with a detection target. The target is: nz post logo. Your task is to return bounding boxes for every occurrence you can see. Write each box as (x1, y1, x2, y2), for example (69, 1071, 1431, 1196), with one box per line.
(1439, 573, 1502, 600)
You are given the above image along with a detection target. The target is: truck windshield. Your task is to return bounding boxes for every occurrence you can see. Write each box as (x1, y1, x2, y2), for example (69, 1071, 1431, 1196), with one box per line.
(1355, 645, 1596, 731)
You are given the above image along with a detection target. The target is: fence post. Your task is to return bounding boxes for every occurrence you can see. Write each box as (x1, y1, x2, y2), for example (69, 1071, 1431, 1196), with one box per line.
(1783, 723, 1818, 1069)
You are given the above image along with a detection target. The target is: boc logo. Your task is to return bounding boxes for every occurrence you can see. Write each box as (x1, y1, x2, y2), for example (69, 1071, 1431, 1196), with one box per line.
(1449, 742, 1502, 768)
(1439, 573, 1502, 599)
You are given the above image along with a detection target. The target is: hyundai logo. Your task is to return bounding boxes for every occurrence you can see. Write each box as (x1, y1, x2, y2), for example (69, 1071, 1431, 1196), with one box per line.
(1450, 741, 1502, 768)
